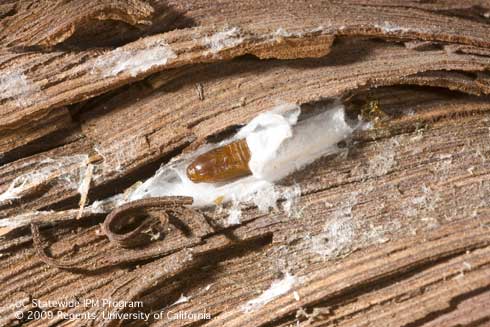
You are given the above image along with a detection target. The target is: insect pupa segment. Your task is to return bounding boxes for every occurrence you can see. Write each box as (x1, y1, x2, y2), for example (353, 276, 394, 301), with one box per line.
(186, 139, 252, 183)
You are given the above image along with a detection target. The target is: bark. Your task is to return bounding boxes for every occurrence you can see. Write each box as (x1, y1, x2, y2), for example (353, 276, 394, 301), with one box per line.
(1, 1, 490, 326)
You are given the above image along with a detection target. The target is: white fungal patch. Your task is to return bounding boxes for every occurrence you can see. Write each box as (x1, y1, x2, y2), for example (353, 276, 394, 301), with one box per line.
(90, 193, 126, 214)
(405, 108, 416, 116)
(375, 21, 411, 33)
(455, 261, 473, 280)
(226, 184, 298, 226)
(0, 69, 39, 107)
(93, 38, 176, 77)
(281, 184, 302, 217)
(272, 26, 330, 40)
(94, 136, 147, 175)
(316, 218, 355, 257)
(419, 185, 440, 211)
(128, 100, 358, 223)
(362, 218, 401, 245)
(227, 200, 243, 226)
(203, 27, 243, 54)
(274, 28, 293, 38)
(367, 139, 397, 177)
(311, 193, 358, 258)
(0, 211, 43, 228)
(0, 155, 90, 203)
(252, 183, 280, 212)
(171, 294, 191, 306)
(241, 273, 297, 313)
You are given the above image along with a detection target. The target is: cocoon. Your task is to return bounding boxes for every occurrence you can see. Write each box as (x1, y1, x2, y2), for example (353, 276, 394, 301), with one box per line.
(129, 100, 357, 211)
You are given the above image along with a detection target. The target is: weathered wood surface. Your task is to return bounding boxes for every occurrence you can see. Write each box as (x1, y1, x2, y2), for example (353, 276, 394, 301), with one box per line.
(1, 1, 490, 326)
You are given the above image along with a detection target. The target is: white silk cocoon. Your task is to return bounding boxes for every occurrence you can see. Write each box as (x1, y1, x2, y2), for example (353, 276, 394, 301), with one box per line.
(129, 101, 356, 209)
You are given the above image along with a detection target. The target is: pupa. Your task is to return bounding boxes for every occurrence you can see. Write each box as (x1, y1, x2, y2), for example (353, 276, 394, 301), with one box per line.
(186, 139, 252, 183)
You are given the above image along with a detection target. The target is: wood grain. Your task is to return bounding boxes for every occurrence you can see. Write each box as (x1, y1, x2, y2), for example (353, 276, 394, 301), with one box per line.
(1, 1, 490, 326)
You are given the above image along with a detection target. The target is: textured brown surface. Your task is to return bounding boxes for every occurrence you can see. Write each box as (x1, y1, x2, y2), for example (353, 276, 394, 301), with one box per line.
(2, 93, 490, 326)
(3, 0, 490, 130)
(4, 38, 490, 219)
(1, 1, 490, 327)
(0, 0, 154, 48)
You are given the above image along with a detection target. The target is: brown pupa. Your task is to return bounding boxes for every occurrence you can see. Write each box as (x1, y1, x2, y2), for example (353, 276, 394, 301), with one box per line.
(187, 139, 252, 183)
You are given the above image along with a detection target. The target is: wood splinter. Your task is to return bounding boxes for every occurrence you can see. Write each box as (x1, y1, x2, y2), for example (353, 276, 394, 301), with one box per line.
(102, 196, 194, 248)
(31, 223, 81, 269)
(31, 197, 194, 269)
